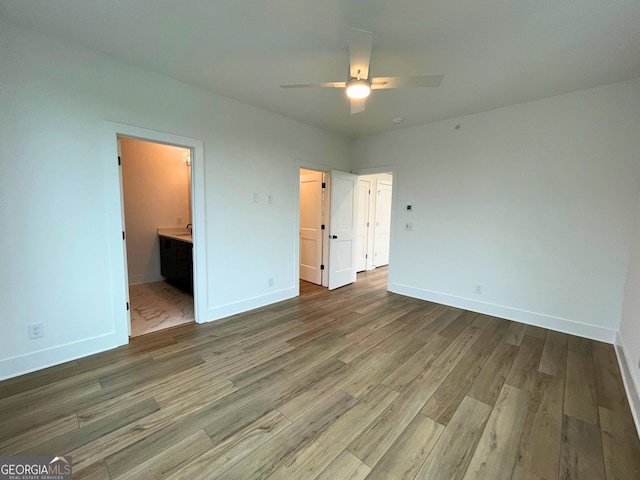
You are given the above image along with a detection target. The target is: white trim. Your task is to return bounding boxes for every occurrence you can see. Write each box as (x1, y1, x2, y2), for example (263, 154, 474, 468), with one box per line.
(322, 172, 330, 288)
(203, 287, 297, 322)
(389, 282, 617, 343)
(103, 121, 207, 336)
(293, 166, 302, 295)
(0, 332, 120, 381)
(615, 332, 640, 438)
(116, 137, 131, 337)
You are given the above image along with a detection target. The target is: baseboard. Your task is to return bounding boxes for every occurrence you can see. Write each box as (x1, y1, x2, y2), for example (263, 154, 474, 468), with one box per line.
(0, 287, 298, 381)
(614, 333, 640, 437)
(0, 331, 125, 381)
(389, 283, 616, 343)
(202, 287, 297, 323)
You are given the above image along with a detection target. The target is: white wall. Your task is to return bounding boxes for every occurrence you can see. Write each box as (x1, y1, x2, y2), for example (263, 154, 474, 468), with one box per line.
(353, 79, 640, 342)
(2, 17, 639, 383)
(619, 190, 640, 428)
(0, 20, 351, 380)
(121, 138, 190, 285)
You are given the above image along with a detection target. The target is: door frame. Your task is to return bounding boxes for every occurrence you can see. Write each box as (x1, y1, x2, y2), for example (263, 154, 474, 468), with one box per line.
(356, 177, 373, 272)
(294, 162, 332, 293)
(372, 177, 393, 268)
(104, 121, 206, 345)
(351, 165, 397, 288)
(299, 169, 325, 286)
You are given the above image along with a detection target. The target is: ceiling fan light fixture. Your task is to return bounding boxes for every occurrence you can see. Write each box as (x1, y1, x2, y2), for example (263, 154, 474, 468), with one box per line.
(346, 79, 371, 99)
(280, 30, 443, 115)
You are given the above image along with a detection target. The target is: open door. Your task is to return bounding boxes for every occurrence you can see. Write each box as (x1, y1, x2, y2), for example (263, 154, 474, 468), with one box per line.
(374, 180, 392, 266)
(328, 170, 359, 290)
(300, 170, 324, 285)
(356, 178, 371, 272)
(117, 138, 131, 337)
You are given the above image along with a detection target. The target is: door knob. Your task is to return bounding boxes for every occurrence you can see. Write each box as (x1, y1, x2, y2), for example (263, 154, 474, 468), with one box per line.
(331, 235, 338, 239)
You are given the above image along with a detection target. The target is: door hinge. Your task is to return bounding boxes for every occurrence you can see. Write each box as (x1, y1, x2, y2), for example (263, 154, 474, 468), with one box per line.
(321, 224, 325, 230)
(320, 264, 325, 270)
(321, 182, 326, 189)
(126, 302, 130, 311)
(122, 231, 125, 240)
(369, 189, 371, 194)
(365, 254, 368, 259)
(367, 222, 369, 227)
(118, 156, 121, 166)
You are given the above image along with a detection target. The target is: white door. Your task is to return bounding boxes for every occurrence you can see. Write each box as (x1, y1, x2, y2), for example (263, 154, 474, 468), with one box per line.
(117, 137, 132, 336)
(329, 170, 359, 290)
(356, 179, 371, 272)
(300, 171, 324, 285)
(374, 180, 392, 267)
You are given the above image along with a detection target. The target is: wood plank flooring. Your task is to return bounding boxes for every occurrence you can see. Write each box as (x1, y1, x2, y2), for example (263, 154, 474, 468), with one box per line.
(1, 267, 639, 479)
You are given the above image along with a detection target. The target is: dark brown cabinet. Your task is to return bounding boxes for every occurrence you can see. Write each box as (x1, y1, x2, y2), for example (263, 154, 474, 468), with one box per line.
(160, 236, 193, 293)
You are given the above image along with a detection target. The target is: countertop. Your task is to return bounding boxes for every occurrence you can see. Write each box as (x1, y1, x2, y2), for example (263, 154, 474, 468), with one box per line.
(158, 228, 192, 243)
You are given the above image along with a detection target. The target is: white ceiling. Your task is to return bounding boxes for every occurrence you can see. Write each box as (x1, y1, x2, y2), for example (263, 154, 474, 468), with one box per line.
(1, 0, 639, 138)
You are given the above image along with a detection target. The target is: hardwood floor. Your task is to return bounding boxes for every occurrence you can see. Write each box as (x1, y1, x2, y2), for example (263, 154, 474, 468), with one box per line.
(1, 267, 638, 479)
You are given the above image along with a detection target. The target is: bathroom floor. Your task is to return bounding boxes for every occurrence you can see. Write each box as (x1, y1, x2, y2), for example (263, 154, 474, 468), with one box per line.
(129, 281, 194, 337)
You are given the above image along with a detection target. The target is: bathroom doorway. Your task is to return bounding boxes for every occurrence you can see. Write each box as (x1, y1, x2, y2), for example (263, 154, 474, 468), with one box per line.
(119, 137, 195, 337)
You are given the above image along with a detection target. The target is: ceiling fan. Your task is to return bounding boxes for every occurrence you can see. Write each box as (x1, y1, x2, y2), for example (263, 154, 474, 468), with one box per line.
(280, 29, 444, 115)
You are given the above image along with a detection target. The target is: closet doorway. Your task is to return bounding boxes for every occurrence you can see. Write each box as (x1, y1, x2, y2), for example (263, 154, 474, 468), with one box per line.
(299, 168, 327, 286)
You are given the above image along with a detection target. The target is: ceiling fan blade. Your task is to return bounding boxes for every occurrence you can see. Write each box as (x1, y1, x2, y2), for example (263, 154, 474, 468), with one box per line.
(350, 98, 366, 115)
(280, 82, 346, 89)
(371, 75, 444, 89)
(349, 29, 373, 80)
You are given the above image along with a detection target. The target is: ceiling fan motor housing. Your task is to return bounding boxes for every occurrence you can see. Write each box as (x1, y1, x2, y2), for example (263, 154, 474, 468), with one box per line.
(346, 78, 371, 99)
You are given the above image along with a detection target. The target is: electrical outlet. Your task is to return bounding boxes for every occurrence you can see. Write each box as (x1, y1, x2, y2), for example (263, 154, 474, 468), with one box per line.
(268, 194, 274, 205)
(28, 323, 44, 339)
(177, 217, 183, 225)
(405, 223, 413, 231)
(268, 277, 274, 287)
(474, 284, 483, 294)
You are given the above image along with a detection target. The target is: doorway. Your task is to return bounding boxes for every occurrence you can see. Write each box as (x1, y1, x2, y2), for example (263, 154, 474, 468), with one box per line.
(119, 137, 195, 337)
(299, 168, 327, 286)
(356, 173, 393, 272)
(298, 167, 394, 292)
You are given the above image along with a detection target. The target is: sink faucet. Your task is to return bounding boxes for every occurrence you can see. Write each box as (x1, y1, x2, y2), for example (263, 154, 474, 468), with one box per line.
(186, 223, 192, 233)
